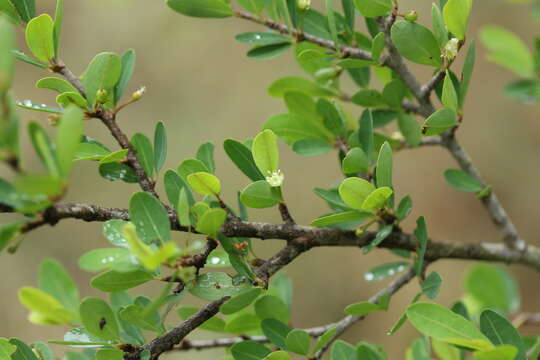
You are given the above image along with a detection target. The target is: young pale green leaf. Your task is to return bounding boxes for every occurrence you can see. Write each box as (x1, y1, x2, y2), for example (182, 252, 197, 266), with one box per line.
(263, 351, 291, 360)
(38, 258, 79, 312)
(464, 264, 520, 314)
(25, 14, 55, 62)
(474, 346, 518, 360)
(78, 248, 136, 273)
(342, 147, 369, 174)
(189, 272, 250, 301)
(166, 0, 233, 18)
(391, 21, 442, 67)
(231, 341, 271, 360)
(90, 270, 153, 292)
(311, 210, 373, 227)
(344, 301, 384, 316)
(422, 271, 443, 299)
(431, 339, 460, 360)
(237, 0, 264, 13)
(196, 208, 226, 237)
(0, 338, 16, 358)
(330, 340, 356, 360)
(252, 129, 279, 177)
(353, 0, 392, 17)
(129, 192, 171, 243)
(53, 0, 63, 55)
(255, 295, 289, 323)
(0, 17, 14, 94)
(338, 177, 375, 210)
(371, 32, 385, 62)
(286, 329, 310, 355)
(79, 297, 120, 341)
(153, 122, 167, 173)
(406, 302, 490, 348)
(479, 310, 525, 360)
(376, 142, 392, 189)
(177, 158, 209, 180)
(56, 106, 84, 177)
(444, 169, 483, 193)
(361, 187, 393, 212)
(82, 52, 121, 107)
(240, 180, 281, 208)
(56, 91, 87, 108)
(443, 0, 472, 40)
(114, 49, 136, 103)
(223, 139, 265, 181)
(364, 262, 409, 282)
(261, 319, 291, 349)
(28, 121, 60, 177)
(131, 133, 154, 178)
(221, 288, 263, 315)
(177, 187, 191, 227)
(422, 108, 458, 136)
(18, 286, 73, 324)
(313, 327, 337, 354)
(196, 142, 215, 173)
(432, 4, 448, 48)
(480, 25, 534, 78)
(398, 114, 422, 147)
(442, 71, 458, 112)
(187, 171, 221, 196)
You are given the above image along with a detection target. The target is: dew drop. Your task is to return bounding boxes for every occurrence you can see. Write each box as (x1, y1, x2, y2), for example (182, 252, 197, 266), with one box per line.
(23, 99, 32, 107)
(364, 272, 374, 281)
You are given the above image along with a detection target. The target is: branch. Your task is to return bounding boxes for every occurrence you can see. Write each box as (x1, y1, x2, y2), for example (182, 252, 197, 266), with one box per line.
(52, 60, 87, 98)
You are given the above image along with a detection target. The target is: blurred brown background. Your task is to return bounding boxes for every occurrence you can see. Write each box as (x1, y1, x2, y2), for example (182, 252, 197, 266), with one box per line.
(1, 0, 539, 358)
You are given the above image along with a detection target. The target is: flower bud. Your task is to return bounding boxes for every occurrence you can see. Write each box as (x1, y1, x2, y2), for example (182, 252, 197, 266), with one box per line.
(131, 86, 146, 102)
(404, 10, 418, 22)
(96, 88, 108, 104)
(355, 228, 365, 237)
(297, 0, 311, 10)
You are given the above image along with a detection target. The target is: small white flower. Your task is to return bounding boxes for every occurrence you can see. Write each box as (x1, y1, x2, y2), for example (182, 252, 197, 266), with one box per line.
(266, 169, 284, 187)
(442, 38, 459, 60)
(297, 0, 311, 10)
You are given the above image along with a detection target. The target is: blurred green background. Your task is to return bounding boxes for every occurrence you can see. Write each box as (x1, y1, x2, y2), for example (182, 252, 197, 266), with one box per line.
(1, 0, 540, 358)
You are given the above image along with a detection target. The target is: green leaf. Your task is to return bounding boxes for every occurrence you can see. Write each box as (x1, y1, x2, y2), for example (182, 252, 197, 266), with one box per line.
(261, 319, 291, 349)
(444, 169, 483, 192)
(336, 59, 374, 69)
(344, 301, 384, 316)
(95, 349, 123, 360)
(442, 71, 458, 112)
(464, 264, 520, 314)
(240, 180, 281, 208)
(422, 108, 458, 135)
(474, 345, 518, 360)
(353, 0, 392, 17)
(338, 177, 375, 210)
(313, 327, 337, 353)
(460, 42, 476, 109)
(286, 329, 310, 355)
(153, 122, 167, 173)
(196, 142, 215, 173)
(79, 297, 120, 341)
(0, 221, 25, 252)
(351, 89, 386, 107)
(36, 77, 77, 94)
(364, 262, 409, 282)
(189, 272, 250, 301)
(268, 76, 335, 98)
(56, 106, 84, 177)
(406, 302, 490, 348)
(99, 149, 128, 164)
(443, 0, 472, 40)
(382, 79, 406, 108)
(99, 163, 138, 183)
(78, 248, 136, 273)
(292, 139, 333, 156)
(255, 295, 289, 323)
(432, 339, 460, 360)
(221, 288, 263, 315)
(361, 187, 393, 212)
(480, 25, 534, 78)
(177, 158, 209, 180)
(28, 121, 60, 177)
(196, 208, 226, 237)
(264, 113, 332, 144)
(263, 351, 291, 360)
(90, 270, 153, 292)
(53, 0, 63, 55)
(235, 32, 290, 46)
(376, 141, 392, 190)
(225, 313, 261, 334)
(414, 216, 428, 276)
(311, 210, 373, 227)
(186, 171, 221, 196)
(479, 310, 525, 360)
(358, 110, 374, 162)
(432, 4, 448, 48)
(224, 139, 265, 181)
(129, 192, 171, 243)
(56, 327, 115, 346)
(371, 32, 385, 62)
(237, 0, 264, 13)
(164, 169, 195, 208)
(56, 91, 87, 108)
(119, 305, 162, 332)
(252, 129, 279, 177)
(132, 133, 155, 178)
(342, 147, 369, 174)
(166, 0, 233, 18)
(391, 21, 442, 67)
(231, 341, 271, 360)
(0, 338, 16, 358)
(362, 224, 393, 254)
(247, 43, 291, 59)
(81, 52, 122, 107)
(206, 249, 231, 268)
(25, 14, 55, 62)
(8, 339, 38, 360)
(177, 306, 226, 332)
(331, 340, 356, 360)
(38, 258, 79, 312)
(18, 286, 73, 325)
(114, 49, 136, 103)
(422, 271, 442, 299)
(398, 113, 422, 147)
(9, 0, 34, 22)
(0, 17, 14, 95)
